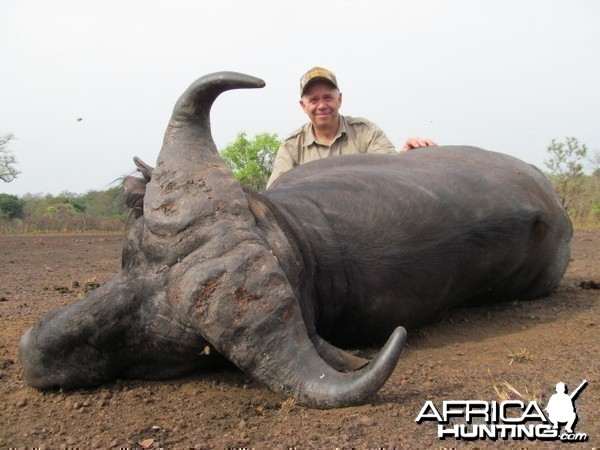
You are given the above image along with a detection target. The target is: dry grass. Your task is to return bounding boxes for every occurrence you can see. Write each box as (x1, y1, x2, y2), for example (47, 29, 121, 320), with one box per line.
(506, 347, 533, 365)
(280, 397, 296, 414)
(488, 370, 546, 409)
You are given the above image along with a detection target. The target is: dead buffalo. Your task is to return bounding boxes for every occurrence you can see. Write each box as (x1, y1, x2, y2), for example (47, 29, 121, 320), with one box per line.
(19, 72, 572, 409)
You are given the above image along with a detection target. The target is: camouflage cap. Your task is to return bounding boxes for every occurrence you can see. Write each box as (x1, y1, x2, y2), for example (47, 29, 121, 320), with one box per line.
(300, 67, 339, 96)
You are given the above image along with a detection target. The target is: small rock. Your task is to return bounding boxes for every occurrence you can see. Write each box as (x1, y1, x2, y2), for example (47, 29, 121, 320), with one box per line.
(138, 438, 154, 449)
(357, 415, 375, 426)
(579, 280, 600, 290)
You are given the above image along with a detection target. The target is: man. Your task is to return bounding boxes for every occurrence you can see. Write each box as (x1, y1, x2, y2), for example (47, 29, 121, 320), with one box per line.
(266, 66, 437, 188)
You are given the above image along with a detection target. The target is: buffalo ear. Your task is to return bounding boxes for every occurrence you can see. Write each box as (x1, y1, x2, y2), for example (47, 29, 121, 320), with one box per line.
(123, 175, 147, 214)
(133, 156, 153, 181)
(123, 157, 154, 216)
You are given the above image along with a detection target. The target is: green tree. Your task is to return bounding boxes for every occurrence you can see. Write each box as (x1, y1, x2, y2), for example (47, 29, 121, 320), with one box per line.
(0, 133, 20, 183)
(544, 137, 587, 210)
(82, 186, 127, 217)
(220, 131, 280, 191)
(0, 193, 25, 219)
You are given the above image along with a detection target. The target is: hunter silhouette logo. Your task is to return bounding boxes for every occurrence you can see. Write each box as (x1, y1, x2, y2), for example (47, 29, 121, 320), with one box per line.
(546, 380, 587, 434)
(415, 379, 589, 442)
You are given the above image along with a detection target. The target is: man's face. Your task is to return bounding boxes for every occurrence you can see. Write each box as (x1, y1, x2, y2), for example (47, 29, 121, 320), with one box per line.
(300, 81, 342, 130)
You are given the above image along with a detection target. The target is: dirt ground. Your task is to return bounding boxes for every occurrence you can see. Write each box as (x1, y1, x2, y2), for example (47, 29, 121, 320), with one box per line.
(0, 230, 598, 449)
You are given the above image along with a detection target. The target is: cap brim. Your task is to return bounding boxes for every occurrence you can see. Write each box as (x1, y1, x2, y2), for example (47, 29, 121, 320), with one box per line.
(301, 77, 338, 95)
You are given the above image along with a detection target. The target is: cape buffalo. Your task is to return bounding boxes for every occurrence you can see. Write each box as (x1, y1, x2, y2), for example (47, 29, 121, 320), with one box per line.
(19, 72, 572, 409)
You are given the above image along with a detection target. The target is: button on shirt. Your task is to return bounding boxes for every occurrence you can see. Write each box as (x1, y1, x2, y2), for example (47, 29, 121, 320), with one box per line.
(266, 115, 397, 188)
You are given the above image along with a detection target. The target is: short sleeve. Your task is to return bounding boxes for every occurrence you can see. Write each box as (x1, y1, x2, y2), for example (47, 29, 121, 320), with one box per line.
(266, 142, 297, 189)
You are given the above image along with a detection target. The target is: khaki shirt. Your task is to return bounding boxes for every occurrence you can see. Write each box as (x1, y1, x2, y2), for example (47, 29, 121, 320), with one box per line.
(266, 115, 396, 188)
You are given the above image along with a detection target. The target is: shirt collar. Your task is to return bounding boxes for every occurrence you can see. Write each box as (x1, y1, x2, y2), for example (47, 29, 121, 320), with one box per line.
(305, 115, 347, 147)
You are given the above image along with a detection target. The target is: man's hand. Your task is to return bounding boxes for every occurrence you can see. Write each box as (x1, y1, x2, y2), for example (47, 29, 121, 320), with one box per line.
(401, 137, 438, 152)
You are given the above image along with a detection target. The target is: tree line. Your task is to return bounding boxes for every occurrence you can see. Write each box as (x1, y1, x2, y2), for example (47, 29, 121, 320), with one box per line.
(0, 133, 598, 234)
(0, 187, 129, 234)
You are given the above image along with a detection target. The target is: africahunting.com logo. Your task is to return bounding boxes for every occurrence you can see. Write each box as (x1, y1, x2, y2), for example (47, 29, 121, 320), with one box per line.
(416, 380, 588, 442)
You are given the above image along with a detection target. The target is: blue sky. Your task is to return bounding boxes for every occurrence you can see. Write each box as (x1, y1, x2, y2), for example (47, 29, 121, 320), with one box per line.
(1, 0, 598, 195)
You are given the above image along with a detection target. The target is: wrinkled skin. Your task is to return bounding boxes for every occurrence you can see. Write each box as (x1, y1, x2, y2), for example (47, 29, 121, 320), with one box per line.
(19, 72, 572, 409)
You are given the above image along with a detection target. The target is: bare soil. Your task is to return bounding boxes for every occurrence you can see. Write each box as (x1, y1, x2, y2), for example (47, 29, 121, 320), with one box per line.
(0, 231, 598, 448)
